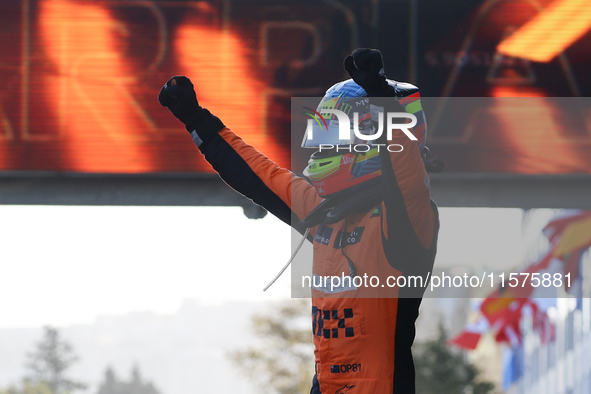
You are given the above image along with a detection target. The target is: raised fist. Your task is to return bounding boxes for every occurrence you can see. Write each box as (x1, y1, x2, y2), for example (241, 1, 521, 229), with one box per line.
(158, 76, 203, 128)
(344, 48, 391, 96)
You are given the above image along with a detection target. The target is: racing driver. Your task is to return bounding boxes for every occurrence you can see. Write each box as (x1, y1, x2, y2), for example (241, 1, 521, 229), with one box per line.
(158, 48, 441, 394)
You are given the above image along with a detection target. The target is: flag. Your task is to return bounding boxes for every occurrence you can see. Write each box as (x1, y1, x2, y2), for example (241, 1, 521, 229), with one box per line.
(448, 315, 490, 350)
(459, 211, 591, 352)
(548, 213, 591, 293)
(502, 346, 524, 390)
(492, 299, 526, 347)
(449, 331, 482, 350)
(553, 215, 591, 257)
(542, 210, 591, 244)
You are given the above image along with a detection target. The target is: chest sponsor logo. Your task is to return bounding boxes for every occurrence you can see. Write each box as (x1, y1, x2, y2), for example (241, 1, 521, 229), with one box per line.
(314, 223, 333, 246)
(333, 227, 365, 248)
(331, 363, 362, 373)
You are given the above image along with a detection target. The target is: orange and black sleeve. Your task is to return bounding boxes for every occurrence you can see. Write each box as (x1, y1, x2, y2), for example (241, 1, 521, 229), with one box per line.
(376, 94, 439, 287)
(186, 112, 320, 228)
(375, 90, 440, 394)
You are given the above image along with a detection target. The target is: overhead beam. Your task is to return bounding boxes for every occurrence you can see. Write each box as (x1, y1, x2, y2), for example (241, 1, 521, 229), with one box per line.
(0, 172, 590, 211)
(429, 173, 591, 209)
(0, 172, 268, 218)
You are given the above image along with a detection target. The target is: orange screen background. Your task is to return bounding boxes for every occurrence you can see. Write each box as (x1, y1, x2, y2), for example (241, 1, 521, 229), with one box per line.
(0, 0, 590, 174)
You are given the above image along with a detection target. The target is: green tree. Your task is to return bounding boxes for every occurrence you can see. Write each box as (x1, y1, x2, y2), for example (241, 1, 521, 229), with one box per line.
(125, 365, 160, 394)
(414, 324, 495, 394)
(0, 380, 53, 394)
(96, 368, 120, 394)
(96, 365, 161, 394)
(229, 298, 314, 394)
(25, 326, 86, 394)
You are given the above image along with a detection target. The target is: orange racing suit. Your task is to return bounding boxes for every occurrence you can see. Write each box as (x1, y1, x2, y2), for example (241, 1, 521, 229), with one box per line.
(187, 85, 439, 394)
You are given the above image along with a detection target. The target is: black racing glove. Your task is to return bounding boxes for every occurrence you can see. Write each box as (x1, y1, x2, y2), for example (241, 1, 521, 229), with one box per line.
(158, 76, 224, 145)
(344, 48, 393, 97)
(158, 76, 203, 127)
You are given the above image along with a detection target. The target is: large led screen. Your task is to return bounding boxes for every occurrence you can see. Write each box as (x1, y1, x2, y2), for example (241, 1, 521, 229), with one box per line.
(0, 0, 590, 174)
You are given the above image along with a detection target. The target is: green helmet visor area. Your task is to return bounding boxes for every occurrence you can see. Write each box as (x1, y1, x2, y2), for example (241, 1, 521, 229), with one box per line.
(303, 154, 343, 181)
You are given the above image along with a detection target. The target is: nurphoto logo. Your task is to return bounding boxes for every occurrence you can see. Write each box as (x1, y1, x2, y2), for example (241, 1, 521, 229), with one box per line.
(303, 105, 417, 153)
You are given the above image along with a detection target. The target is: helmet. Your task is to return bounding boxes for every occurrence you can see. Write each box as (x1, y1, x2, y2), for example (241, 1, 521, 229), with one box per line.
(303, 148, 382, 198)
(301, 78, 424, 199)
